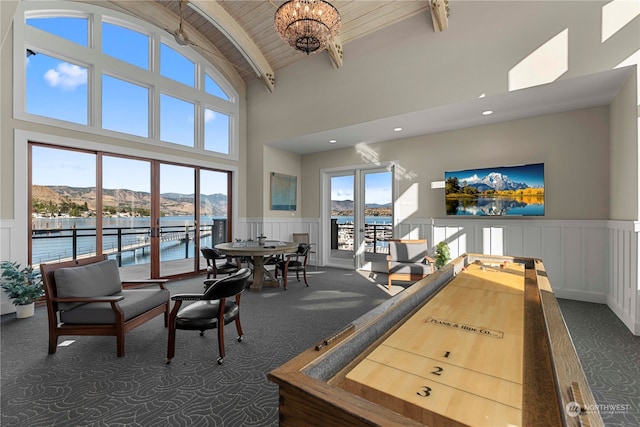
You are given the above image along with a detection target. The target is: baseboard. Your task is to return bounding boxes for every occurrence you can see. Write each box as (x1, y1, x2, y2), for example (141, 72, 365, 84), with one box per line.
(606, 296, 640, 336)
(553, 288, 607, 304)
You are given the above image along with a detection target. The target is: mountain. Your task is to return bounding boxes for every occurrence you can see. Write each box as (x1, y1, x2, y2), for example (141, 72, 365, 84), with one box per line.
(32, 185, 228, 216)
(330, 200, 392, 217)
(331, 200, 354, 212)
(461, 172, 529, 191)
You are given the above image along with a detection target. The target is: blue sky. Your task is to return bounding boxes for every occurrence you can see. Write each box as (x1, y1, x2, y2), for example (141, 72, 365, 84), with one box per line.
(32, 145, 227, 195)
(26, 15, 390, 202)
(26, 15, 230, 194)
(445, 163, 544, 188)
(331, 171, 391, 205)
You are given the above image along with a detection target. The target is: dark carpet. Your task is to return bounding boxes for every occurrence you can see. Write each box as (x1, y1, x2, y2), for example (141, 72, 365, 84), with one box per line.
(1, 268, 389, 426)
(1, 268, 639, 426)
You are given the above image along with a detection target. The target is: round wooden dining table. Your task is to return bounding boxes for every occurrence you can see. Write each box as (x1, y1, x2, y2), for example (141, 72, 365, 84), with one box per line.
(215, 241, 299, 291)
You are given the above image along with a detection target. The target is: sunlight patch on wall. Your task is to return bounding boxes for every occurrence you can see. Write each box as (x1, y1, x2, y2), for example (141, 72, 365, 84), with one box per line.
(602, 0, 640, 43)
(508, 29, 568, 92)
(434, 226, 465, 258)
(483, 227, 504, 255)
(615, 50, 640, 107)
(355, 143, 381, 166)
(395, 182, 419, 223)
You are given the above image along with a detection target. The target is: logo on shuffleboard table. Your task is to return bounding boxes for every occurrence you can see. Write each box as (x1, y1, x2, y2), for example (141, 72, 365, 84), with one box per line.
(426, 317, 504, 338)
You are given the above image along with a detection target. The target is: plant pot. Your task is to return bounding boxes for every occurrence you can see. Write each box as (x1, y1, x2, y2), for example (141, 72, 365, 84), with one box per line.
(15, 302, 35, 318)
(258, 237, 266, 246)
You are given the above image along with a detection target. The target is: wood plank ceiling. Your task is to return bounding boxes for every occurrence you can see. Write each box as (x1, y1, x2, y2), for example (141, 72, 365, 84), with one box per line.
(115, 1, 447, 92)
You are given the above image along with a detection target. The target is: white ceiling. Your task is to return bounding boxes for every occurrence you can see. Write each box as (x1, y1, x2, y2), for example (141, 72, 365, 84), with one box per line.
(266, 66, 634, 155)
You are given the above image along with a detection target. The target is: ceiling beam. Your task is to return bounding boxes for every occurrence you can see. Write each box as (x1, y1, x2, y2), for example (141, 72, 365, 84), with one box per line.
(188, 0, 275, 93)
(430, 0, 449, 32)
(326, 36, 343, 69)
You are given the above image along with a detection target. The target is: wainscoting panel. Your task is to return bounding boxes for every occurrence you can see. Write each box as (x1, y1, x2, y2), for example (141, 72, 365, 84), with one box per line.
(607, 221, 639, 335)
(0, 220, 19, 315)
(241, 217, 640, 334)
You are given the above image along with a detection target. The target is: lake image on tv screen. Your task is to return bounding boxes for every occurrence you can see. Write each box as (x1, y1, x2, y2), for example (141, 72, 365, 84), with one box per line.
(445, 163, 544, 216)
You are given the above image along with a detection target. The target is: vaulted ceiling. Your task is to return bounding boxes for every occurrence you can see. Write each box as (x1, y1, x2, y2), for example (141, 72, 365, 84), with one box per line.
(100, 1, 631, 155)
(108, 0, 449, 92)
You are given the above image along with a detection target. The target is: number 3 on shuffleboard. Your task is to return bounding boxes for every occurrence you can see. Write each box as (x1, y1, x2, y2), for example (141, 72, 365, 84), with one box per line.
(417, 386, 432, 397)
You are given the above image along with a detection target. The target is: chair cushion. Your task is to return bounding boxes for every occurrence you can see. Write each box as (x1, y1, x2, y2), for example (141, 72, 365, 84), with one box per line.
(389, 242, 427, 263)
(54, 259, 122, 310)
(59, 288, 169, 324)
(389, 261, 432, 276)
(175, 300, 239, 330)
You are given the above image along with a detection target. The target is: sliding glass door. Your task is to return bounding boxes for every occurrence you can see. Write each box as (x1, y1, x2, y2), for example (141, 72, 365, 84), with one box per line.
(158, 164, 197, 277)
(102, 155, 152, 277)
(30, 143, 232, 280)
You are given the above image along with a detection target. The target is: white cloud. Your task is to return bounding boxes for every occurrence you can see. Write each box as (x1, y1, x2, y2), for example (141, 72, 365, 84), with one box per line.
(205, 109, 216, 123)
(333, 189, 353, 200)
(44, 63, 87, 90)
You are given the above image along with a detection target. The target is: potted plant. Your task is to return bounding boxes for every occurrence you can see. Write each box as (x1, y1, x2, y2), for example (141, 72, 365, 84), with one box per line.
(257, 234, 267, 246)
(434, 241, 451, 269)
(0, 261, 44, 318)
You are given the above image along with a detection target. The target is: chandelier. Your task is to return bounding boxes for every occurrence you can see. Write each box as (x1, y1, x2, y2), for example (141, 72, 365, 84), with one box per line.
(274, 0, 341, 55)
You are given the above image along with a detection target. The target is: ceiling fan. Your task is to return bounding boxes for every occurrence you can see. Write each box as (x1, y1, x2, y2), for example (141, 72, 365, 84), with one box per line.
(166, 0, 197, 47)
(163, 0, 245, 74)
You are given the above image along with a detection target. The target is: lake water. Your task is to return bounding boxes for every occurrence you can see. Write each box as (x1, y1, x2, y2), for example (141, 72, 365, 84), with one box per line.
(32, 216, 394, 265)
(32, 216, 224, 265)
(445, 197, 544, 216)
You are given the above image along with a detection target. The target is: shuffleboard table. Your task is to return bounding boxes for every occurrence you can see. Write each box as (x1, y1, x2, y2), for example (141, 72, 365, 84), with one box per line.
(268, 253, 603, 427)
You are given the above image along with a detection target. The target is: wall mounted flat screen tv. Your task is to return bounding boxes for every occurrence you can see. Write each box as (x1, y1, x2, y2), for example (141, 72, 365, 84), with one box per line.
(445, 163, 544, 216)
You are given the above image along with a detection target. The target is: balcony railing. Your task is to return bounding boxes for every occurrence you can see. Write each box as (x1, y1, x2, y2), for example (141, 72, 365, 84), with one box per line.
(332, 221, 392, 254)
(31, 221, 228, 266)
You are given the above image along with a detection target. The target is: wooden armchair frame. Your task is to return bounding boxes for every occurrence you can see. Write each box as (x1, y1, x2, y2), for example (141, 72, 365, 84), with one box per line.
(41, 254, 170, 357)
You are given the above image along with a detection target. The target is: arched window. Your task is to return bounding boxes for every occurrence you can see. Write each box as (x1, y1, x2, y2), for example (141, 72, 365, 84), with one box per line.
(14, 1, 239, 159)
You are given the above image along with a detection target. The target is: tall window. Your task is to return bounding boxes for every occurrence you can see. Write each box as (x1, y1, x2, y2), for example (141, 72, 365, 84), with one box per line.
(17, 1, 239, 159)
(30, 143, 232, 277)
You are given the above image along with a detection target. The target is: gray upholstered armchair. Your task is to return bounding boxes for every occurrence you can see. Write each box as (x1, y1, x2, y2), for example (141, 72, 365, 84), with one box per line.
(387, 239, 434, 290)
(41, 254, 170, 357)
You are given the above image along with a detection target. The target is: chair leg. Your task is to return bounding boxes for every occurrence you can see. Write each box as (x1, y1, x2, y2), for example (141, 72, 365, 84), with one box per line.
(166, 325, 176, 364)
(48, 333, 58, 354)
(164, 301, 170, 327)
(303, 269, 309, 286)
(235, 316, 243, 342)
(165, 301, 181, 364)
(217, 322, 226, 365)
(116, 333, 125, 357)
(282, 267, 288, 290)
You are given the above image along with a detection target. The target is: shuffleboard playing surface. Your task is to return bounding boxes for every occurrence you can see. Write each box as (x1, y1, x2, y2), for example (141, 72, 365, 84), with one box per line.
(343, 261, 526, 426)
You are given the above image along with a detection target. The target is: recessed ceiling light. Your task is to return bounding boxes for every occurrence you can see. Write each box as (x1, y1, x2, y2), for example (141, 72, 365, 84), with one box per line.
(482, 110, 494, 116)
(393, 127, 403, 132)
(329, 139, 336, 144)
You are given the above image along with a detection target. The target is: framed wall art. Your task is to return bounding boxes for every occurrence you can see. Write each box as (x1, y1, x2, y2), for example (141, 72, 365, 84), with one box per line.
(444, 163, 544, 216)
(271, 172, 297, 211)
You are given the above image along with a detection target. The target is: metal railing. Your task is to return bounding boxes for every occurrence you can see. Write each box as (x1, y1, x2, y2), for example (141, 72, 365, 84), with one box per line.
(31, 222, 227, 266)
(332, 221, 392, 254)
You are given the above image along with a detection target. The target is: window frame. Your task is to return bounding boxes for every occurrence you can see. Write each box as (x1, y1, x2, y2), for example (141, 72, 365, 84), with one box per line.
(13, 1, 240, 161)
